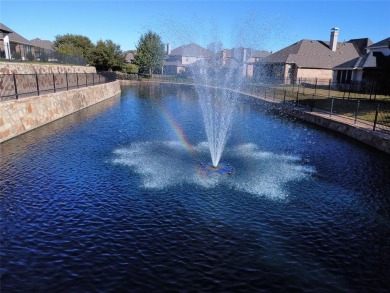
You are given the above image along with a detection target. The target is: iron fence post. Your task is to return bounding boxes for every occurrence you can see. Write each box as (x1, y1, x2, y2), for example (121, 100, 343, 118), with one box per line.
(77, 74, 79, 88)
(354, 100, 360, 124)
(85, 73, 88, 87)
(343, 81, 346, 99)
(348, 82, 352, 100)
(311, 94, 314, 111)
(373, 104, 379, 131)
(13, 73, 18, 99)
(330, 97, 334, 116)
(53, 74, 56, 93)
(369, 81, 373, 100)
(66, 73, 69, 90)
(35, 74, 40, 96)
(314, 78, 317, 94)
(328, 79, 331, 98)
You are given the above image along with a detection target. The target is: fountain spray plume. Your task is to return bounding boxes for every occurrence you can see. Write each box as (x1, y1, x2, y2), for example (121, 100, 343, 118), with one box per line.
(156, 17, 269, 168)
(192, 45, 245, 167)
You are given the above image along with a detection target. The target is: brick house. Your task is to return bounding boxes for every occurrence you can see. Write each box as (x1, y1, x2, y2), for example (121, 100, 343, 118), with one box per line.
(359, 37, 390, 93)
(163, 43, 212, 75)
(221, 48, 270, 78)
(254, 28, 372, 84)
(0, 23, 35, 61)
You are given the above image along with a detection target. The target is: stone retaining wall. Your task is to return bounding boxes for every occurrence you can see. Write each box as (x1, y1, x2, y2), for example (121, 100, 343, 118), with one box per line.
(280, 107, 390, 154)
(0, 62, 96, 74)
(0, 81, 121, 143)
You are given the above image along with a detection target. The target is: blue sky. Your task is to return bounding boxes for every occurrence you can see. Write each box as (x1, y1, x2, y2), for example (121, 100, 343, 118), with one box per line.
(1, 0, 389, 52)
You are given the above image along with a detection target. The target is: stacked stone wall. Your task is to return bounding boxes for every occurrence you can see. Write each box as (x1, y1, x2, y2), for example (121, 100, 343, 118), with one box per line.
(0, 81, 120, 143)
(0, 62, 96, 74)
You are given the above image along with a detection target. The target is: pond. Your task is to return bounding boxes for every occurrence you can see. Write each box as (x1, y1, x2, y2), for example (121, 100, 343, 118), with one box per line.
(1, 83, 389, 292)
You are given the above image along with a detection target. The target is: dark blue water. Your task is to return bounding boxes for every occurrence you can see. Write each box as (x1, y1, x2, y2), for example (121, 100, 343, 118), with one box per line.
(1, 83, 390, 292)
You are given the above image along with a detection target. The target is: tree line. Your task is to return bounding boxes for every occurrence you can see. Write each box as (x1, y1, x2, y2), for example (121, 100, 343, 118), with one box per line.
(53, 31, 165, 76)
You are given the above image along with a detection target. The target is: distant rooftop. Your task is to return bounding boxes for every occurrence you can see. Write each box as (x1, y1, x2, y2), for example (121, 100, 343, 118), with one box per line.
(0, 23, 32, 46)
(30, 38, 54, 50)
(170, 43, 211, 57)
(261, 38, 371, 69)
(368, 37, 390, 49)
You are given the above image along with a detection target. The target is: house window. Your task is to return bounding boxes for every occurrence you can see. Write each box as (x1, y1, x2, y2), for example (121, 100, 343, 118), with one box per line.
(347, 70, 352, 83)
(337, 70, 352, 84)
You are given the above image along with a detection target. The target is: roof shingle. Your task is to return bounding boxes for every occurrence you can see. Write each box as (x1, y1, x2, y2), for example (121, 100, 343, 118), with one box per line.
(261, 39, 364, 69)
(0, 23, 32, 46)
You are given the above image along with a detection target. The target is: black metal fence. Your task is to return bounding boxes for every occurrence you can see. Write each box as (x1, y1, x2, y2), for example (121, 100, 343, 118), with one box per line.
(112, 74, 390, 132)
(0, 72, 116, 101)
(250, 77, 384, 99)
(244, 84, 390, 133)
(0, 43, 87, 66)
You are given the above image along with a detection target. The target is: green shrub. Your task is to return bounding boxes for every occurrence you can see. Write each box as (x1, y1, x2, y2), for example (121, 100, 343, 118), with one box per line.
(122, 63, 139, 74)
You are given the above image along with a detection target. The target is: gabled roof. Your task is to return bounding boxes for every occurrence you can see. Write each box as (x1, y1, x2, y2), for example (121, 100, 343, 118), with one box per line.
(251, 50, 271, 58)
(30, 38, 54, 50)
(368, 37, 390, 49)
(170, 43, 211, 58)
(348, 38, 373, 55)
(0, 23, 32, 46)
(332, 51, 377, 70)
(0, 23, 12, 34)
(261, 39, 362, 69)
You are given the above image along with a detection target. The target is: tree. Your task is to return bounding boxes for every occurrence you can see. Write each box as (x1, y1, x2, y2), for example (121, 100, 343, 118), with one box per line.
(134, 31, 165, 77)
(122, 63, 139, 74)
(53, 34, 94, 60)
(89, 39, 125, 71)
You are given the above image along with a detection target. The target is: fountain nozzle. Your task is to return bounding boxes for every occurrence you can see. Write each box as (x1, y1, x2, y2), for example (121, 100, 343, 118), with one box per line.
(196, 163, 235, 176)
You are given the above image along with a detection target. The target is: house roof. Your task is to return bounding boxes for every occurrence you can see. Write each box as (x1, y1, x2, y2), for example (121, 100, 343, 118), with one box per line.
(30, 38, 54, 50)
(368, 37, 390, 49)
(170, 43, 211, 57)
(329, 49, 379, 70)
(251, 50, 271, 58)
(0, 24, 12, 34)
(225, 48, 270, 59)
(0, 23, 32, 46)
(348, 38, 373, 55)
(261, 39, 362, 69)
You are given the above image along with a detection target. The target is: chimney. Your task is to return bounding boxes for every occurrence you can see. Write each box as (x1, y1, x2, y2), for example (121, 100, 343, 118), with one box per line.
(167, 43, 171, 55)
(242, 48, 247, 63)
(222, 49, 227, 65)
(329, 27, 339, 52)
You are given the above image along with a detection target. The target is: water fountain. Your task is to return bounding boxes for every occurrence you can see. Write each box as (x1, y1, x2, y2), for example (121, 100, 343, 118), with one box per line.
(191, 47, 246, 172)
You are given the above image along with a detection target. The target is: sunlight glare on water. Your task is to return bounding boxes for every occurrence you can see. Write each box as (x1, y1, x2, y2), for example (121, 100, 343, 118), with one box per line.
(112, 141, 315, 199)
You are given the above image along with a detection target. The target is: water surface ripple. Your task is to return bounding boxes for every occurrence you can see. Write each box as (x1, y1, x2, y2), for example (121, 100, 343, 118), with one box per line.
(1, 84, 390, 292)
